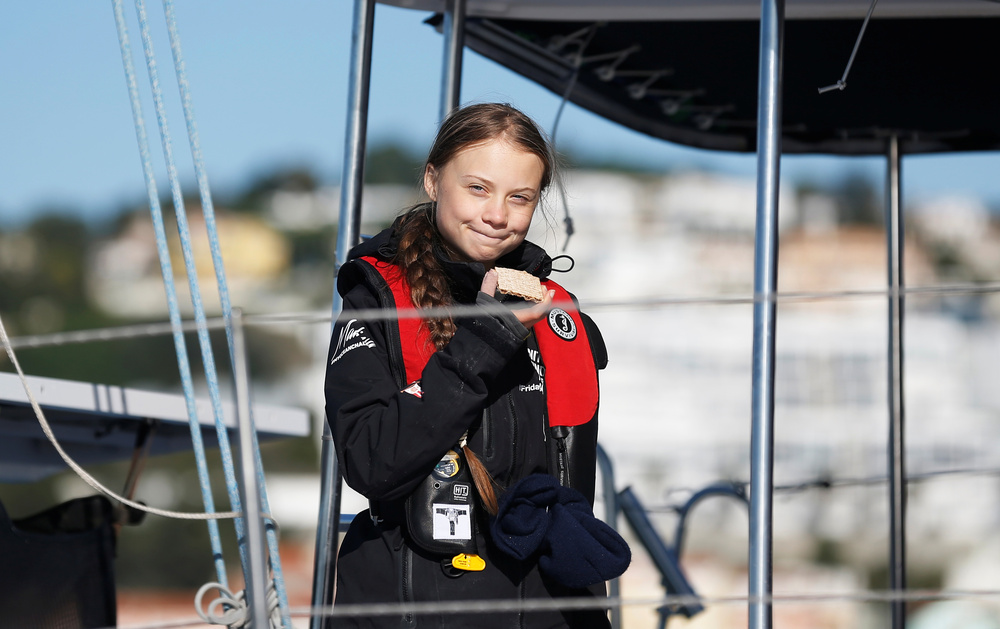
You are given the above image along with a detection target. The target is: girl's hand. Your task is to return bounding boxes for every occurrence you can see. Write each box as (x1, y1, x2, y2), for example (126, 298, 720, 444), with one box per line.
(481, 268, 499, 297)
(480, 269, 554, 329)
(512, 289, 555, 329)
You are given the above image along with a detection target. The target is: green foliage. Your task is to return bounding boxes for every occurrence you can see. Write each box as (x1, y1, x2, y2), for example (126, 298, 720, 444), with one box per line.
(365, 144, 423, 185)
(230, 166, 321, 213)
(836, 173, 881, 225)
(0, 216, 90, 315)
(288, 226, 337, 266)
(798, 172, 881, 226)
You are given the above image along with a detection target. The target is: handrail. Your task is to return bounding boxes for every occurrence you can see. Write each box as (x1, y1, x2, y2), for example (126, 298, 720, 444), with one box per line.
(616, 479, 748, 628)
(618, 487, 704, 626)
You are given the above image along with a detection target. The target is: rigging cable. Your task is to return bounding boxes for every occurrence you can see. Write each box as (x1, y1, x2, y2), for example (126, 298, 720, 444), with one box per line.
(113, 0, 290, 624)
(160, 0, 291, 623)
(111, 0, 232, 583)
(549, 24, 599, 253)
(7, 277, 1000, 350)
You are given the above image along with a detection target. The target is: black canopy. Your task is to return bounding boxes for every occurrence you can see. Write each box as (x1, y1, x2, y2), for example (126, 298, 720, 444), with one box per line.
(450, 15, 1000, 155)
(383, 0, 1000, 155)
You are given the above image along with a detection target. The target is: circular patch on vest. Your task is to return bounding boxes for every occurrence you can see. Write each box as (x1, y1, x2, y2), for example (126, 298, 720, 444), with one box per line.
(548, 308, 577, 340)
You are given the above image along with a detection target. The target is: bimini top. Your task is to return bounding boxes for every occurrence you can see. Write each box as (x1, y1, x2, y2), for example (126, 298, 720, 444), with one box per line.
(381, 0, 1000, 155)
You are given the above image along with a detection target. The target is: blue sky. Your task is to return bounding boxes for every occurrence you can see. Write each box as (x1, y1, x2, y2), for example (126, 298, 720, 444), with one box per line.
(2, 2, 999, 228)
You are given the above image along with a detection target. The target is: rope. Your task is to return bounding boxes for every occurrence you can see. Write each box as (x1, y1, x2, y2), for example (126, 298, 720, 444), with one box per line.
(130, 0, 250, 566)
(111, 0, 231, 582)
(159, 0, 291, 624)
(0, 309, 246, 521)
(195, 581, 283, 628)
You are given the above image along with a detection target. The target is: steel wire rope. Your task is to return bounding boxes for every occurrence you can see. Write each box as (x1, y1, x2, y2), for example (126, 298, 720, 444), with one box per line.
(645, 464, 1000, 515)
(548, 23, 598, 253)
(159, 0, 291, 624)
(108, 587, 1000, 629)
(7, 279, 1000, 351)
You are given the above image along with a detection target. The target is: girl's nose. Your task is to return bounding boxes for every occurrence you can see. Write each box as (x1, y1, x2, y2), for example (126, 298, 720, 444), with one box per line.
(482, 198, 507, 227)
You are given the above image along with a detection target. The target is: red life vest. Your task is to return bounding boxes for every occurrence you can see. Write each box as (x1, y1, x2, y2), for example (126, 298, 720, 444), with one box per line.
(359, 256, 599, 428)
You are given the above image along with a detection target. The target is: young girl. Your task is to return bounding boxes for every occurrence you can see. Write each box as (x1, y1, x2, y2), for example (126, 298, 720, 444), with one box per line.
(325, 103, 616, 628)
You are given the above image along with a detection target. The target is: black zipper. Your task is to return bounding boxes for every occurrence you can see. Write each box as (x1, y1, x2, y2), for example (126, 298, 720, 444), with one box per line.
(401, 546, 415, 627)
(504, 392, 518, 487)
(483, 406, 494, 460)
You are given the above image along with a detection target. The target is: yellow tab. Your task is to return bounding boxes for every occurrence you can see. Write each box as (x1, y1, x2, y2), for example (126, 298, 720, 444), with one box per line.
(451, 553, 486, 572)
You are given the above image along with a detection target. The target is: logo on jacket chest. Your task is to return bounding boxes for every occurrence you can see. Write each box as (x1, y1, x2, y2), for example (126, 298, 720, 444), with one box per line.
(519, 348, 545, 393)
(548, 308, 577, 340)
(330, 318, 376, 365)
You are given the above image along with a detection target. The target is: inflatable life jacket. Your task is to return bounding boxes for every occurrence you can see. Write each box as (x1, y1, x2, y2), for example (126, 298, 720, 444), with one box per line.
(358, 256, 599, 429)
(355, 256, 603, 569)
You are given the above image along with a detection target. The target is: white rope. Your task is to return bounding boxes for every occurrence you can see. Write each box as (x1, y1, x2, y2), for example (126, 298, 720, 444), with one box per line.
(195, 581, 283, 628)
(0, 309, 266, 523)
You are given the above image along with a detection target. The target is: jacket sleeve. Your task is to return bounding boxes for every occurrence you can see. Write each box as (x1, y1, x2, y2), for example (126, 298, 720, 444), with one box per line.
(325, 280, 529, 502)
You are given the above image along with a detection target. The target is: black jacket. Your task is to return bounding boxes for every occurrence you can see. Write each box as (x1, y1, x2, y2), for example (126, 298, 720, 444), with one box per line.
(324, 224, 609, 629)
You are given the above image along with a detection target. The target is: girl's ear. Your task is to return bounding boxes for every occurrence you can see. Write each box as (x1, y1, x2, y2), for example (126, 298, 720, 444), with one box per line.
(423, 164, 438, 201)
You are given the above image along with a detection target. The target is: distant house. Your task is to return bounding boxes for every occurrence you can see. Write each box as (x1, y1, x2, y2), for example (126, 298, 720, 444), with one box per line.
(88, 208, 293, 318)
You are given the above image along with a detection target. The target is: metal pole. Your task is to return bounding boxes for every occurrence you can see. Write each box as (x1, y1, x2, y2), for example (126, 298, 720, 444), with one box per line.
(232, 308, 270, 628)
(309, 424, 342, 629)
(596, 444, 622, 629)
(439, 0, 467, 118)
(310, 0, 375, 626)
(748, 1, 784, 628)
(886, 133, 907, 629)
(335, 0, 376, 281)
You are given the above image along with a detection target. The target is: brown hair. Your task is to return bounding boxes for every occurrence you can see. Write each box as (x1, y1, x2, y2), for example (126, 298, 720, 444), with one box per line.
(392, 104, 553, 513)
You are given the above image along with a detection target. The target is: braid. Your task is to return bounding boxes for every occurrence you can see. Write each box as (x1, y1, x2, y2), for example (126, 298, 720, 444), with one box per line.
(394, 206, 499, 514)
(392, 204, 456, 350)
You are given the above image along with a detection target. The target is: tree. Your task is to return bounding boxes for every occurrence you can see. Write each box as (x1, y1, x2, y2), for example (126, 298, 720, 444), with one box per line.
(365, 144, 423, 185)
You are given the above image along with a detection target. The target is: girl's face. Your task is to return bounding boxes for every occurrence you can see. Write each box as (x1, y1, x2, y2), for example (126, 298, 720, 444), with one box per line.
(424, 137, 544, 268)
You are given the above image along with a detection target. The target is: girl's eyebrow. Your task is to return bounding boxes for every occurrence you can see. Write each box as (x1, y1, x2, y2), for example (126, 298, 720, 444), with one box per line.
(460, 173, 495, 186)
